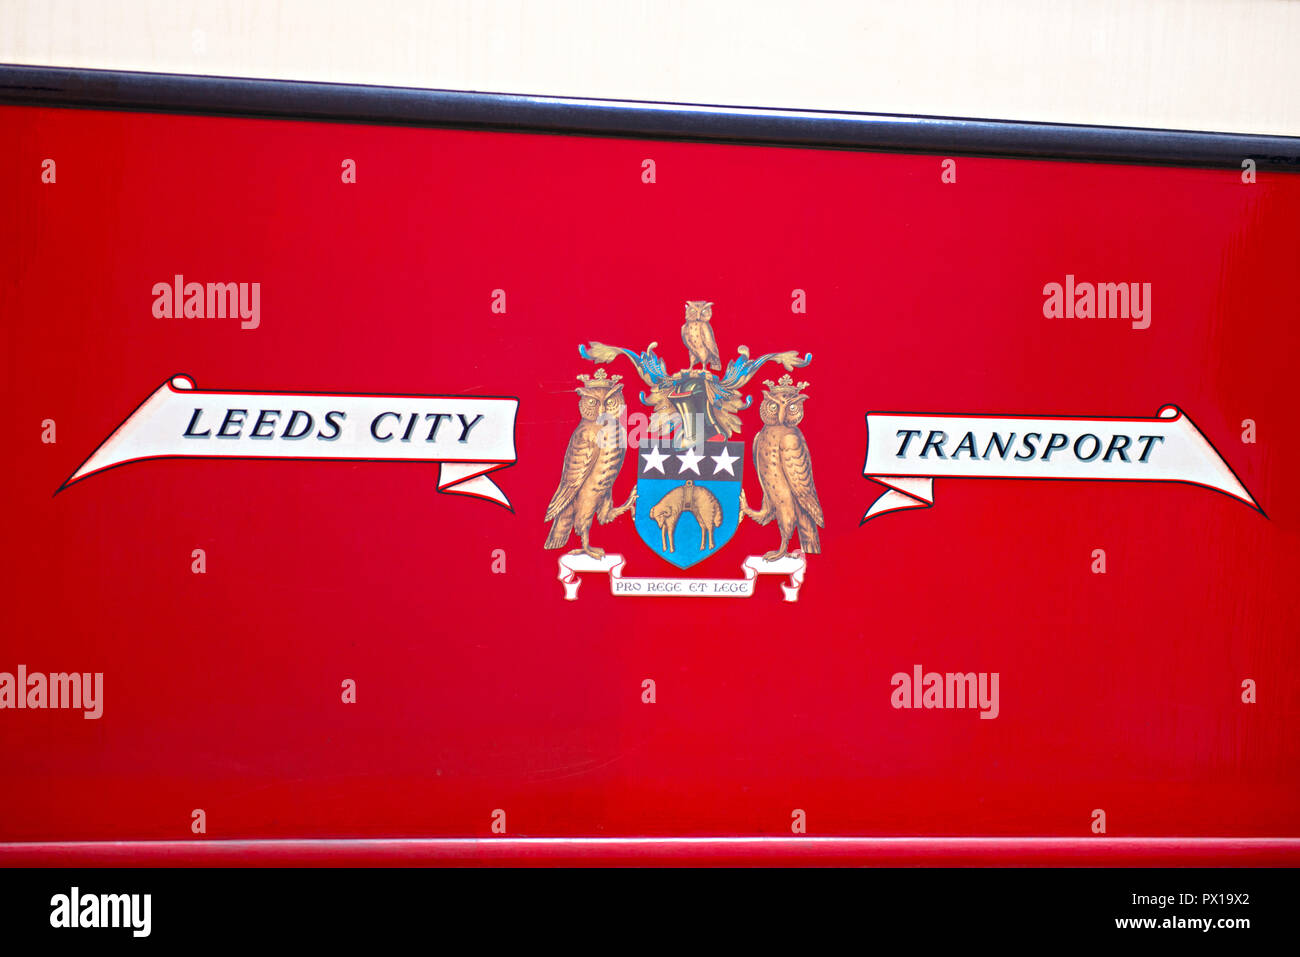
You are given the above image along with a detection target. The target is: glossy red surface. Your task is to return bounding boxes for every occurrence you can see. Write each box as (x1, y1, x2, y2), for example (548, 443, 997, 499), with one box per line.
(1, 104, 1297, 862)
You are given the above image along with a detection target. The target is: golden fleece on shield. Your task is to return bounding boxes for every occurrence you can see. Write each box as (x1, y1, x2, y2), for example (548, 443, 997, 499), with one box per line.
(648, 480, 724, 553)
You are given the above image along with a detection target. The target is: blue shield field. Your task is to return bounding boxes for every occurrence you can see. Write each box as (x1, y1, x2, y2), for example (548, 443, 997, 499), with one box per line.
(633, 440, 743, 570)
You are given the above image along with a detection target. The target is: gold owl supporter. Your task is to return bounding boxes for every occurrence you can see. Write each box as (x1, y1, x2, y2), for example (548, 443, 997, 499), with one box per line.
(544, 369, 637, 559)
(741, 375, 825, 560)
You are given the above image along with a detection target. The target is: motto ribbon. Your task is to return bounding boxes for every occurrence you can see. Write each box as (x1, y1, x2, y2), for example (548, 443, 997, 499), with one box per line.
(558, 552, 808, 601)
(863, 405, 1261, 522)
(58, 375, 519, 508)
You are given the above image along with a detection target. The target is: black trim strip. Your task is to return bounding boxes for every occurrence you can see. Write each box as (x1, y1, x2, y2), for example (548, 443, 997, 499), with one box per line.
(2, 64, 1298, 171)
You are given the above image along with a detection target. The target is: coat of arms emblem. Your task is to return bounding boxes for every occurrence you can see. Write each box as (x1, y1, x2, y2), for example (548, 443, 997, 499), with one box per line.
(545, 301, 821, 600)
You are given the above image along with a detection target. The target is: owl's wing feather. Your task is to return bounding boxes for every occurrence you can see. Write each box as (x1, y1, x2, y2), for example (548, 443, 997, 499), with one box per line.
(778, 432, 824, 527)
(700, 322, 721, 369)
(545, 425, 600, 521)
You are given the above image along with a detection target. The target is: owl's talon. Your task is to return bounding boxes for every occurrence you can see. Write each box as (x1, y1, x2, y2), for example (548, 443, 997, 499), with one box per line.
(610, 488, 637, 520)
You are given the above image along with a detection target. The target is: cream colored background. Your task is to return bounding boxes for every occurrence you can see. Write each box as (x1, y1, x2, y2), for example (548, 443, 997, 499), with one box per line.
(3, 0, 1299, 136)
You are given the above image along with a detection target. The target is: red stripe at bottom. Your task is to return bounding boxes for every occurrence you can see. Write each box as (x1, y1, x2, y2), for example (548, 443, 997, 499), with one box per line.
(2, 837, 1298, 867)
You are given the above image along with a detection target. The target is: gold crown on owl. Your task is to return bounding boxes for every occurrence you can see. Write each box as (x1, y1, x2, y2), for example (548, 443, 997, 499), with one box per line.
(576, 368, 622, 388)
(762, 373, 809, 397)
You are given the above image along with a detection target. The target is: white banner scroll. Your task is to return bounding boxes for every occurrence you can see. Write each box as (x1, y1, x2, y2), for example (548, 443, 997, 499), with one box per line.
(558, 552, 808, 602)
(863, 405, 1261, 522)
(58, 375, 519, 508)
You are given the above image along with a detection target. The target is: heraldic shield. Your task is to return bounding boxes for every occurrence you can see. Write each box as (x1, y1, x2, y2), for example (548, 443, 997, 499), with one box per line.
(634, 437, 744, 570)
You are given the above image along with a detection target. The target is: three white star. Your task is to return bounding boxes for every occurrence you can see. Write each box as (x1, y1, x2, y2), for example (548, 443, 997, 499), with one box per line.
(710, 446, 739, 476)
(642, 446, 669, 473)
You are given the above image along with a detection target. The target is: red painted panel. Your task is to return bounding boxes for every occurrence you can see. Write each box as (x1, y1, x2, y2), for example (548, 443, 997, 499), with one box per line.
(1, 104, 1296, 862)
